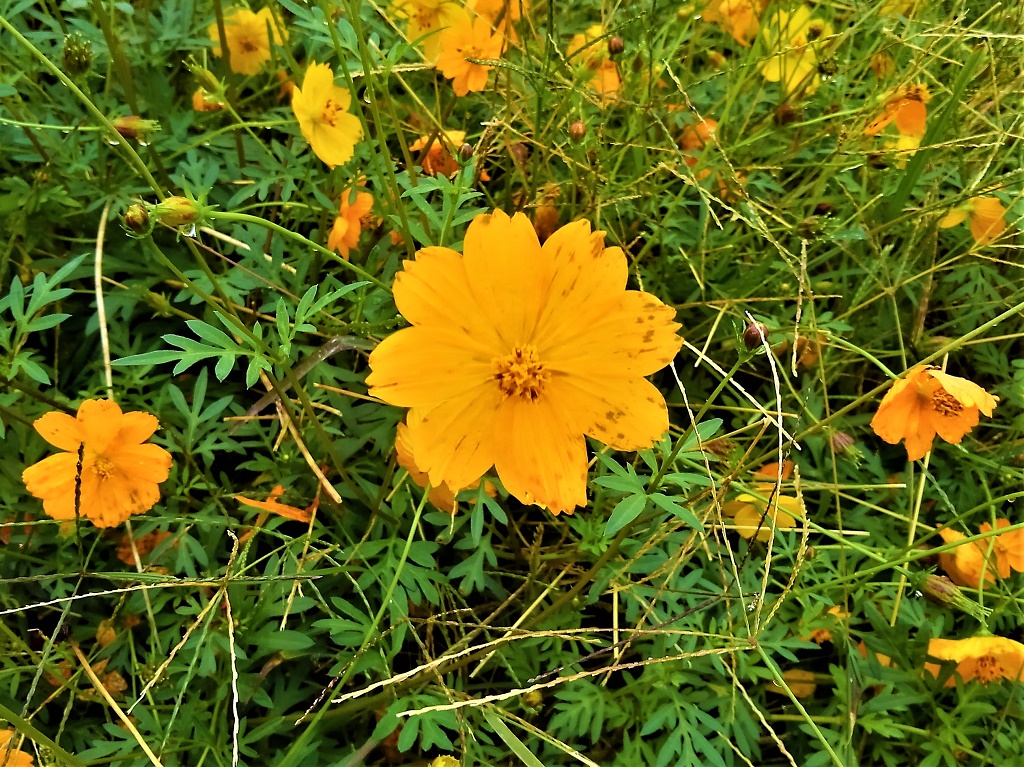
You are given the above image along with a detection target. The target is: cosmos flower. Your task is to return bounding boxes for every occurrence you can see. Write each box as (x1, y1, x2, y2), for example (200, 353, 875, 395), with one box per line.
(869, 365, 997, 461)
(702, 0, 765, 47)
(392, 0, 468, 63)
(366, 210, 682, 514)
(567, 25, 621, 103)
(291, 62, 363, 168)
(0, 728, 33, 767)
(926, 636, 1024, 686)
(209, 7, 287, 76)
(22, 400, 173, 528)
(939, 196, 1009, 246)
(436, 12, 504, 96)
(327, 188, 374, 259)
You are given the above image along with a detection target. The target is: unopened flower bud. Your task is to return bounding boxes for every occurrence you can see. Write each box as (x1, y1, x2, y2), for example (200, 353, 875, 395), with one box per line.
(153, 196, 206, 228)
(774, 103, 799, 126)
(458, 142, 474, 162)
(569, 120, 587, 143)
(522, 689, 543, 708)
(509, 142, 529, 167)
(112, 116, 161, 142)
(743, 322, 769, 350)
(192, 88, 226, 112)
(62, 33, 92, 76)
(122, 204, 151, 237)
(830, 431, 855, 454)
(608, 36, 624, 56)
(920, 574, 987, 621)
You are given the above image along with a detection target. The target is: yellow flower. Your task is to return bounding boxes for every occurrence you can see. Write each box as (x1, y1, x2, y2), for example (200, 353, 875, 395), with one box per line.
(869, 365, 997, 461)
(208, 7, 286, 76)
(723, 460, 803, 541)
(567, 25, 621, 104)
(366, 211, 682, 514)
(327, 188, 374, 260)
(0, 728, 33, 767)
(926, 636, 1024, 686)
(392, 0, 467, 63)
(21, 400, 173, 528)
(702, 0, 765, 47)
(939, 196, 1009, 246)
(436, 12, 504, 97)
(759, 6, 832, 97)
(291, 62, 363, 168)
(807, 605, 850, 645)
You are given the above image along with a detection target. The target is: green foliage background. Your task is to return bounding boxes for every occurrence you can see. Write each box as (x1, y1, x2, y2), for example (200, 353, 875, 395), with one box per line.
(2, 0, 1024, 765)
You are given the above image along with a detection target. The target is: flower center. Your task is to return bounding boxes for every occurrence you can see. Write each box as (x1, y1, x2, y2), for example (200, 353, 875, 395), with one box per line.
(91, 456, 116, 479)
(975, 653, 1001, 683)
(413, 7, 441, 28)
(493, 346, 548, 401)
(320, 98, 342, 127)
(240, 38, 259, 53)
(932, 390, 965, 417)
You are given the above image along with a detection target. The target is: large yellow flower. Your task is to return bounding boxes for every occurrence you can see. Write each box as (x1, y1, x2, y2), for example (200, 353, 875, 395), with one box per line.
(22, 399, 173, 528)
(926, 636, 1024, 686)
(759, 6, 832, 97)
(939, 196, 1009, 246)
(208, 7, 287, 76)
(291, 62, 363, 168)
(869, 365, 997, 461)
(366, 211, 682, 514)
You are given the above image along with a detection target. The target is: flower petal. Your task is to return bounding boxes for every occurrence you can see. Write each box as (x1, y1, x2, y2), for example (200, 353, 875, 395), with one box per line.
(33, 411, 83, 451)
(493, 396, 588, 514)
(929, 370, 997, 415)
(113, 411, 161, 446)
(23, 453, 79, 501)
(552, 375, 670, 451)
(108, 443, 173, 484)
(78, 400, 125, 454)
(462, 210, 548, 346)
(367, 325, 493, 408)
(405, 383, 504, 491)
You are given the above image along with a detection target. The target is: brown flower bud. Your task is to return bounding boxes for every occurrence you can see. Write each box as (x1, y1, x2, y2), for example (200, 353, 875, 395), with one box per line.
(608, 36, 624, 56)
(122, 203, 151, 236)
(743, 322, 769, 350)
(569, 120, 587, 143)
(508, 142, 529, 167)
(920, 574, 987, 620)
(458, 142, 474, 162)
(774, 103, 799, 126)
(830, 431, 855, 454)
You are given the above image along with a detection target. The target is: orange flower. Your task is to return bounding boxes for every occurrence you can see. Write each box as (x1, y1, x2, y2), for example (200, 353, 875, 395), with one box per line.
(0, 728, 33, 767)
(436, 12, 504, 96)
(291, 62, 363, 168)
(702, 0, 765, 47)
(808, 605, 850, 645)
(392, 0, 468, 63)
(938, 527, 992, 588)
(857, 640, 893, 667)
(22, 400, 173, 528)
(567, 25, 620, 103)
(235, 484, 314, 523)
(208, 7, 287, 76)
(869, 366, 997, 461)
(926, 636, 1024, 686)
(116, 530, 173, 565)
(469, 0, 525, 24)
(680, 117, 717, 179)
(939, 519, 1024, 587)
(410, 130, 466, 177)
(766, 669, 817, 698)
(939, 197, 1008, 246)
(864, 84, 930, 138)
(192, 88, 225, 112)
(327, 189, 374, 259)
(366, 211, 682, 514)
